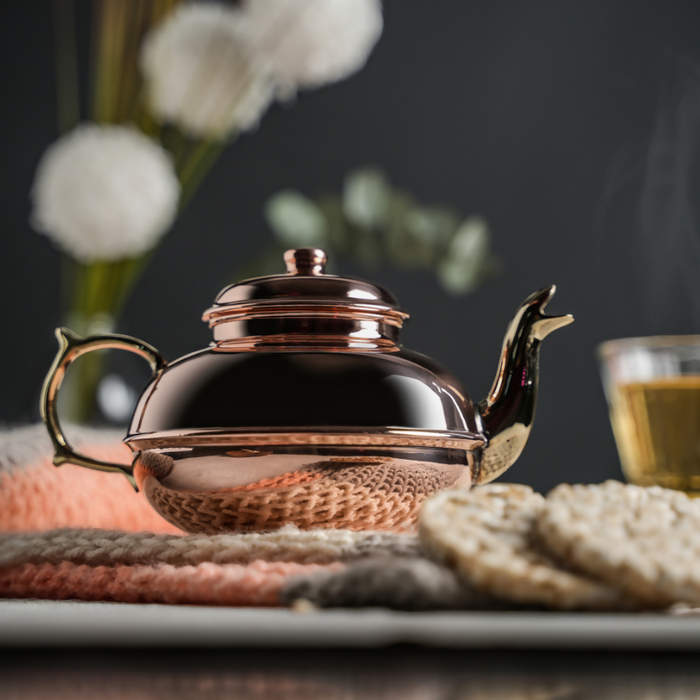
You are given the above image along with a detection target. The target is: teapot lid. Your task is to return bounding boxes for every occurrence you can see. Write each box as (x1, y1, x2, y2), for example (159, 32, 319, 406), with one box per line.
(202, 249, 409, 349)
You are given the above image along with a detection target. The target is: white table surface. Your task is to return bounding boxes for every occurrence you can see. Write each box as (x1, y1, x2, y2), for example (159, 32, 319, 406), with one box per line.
(2, 600, 700, 649)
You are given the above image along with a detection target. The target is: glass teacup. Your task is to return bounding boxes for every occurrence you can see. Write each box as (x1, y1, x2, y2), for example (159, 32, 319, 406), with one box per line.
(598, 336, 700, 494)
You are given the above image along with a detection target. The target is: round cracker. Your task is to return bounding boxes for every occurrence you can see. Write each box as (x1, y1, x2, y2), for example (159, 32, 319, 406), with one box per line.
(419, 483, 628, 610)
(538, 480, 700, 607)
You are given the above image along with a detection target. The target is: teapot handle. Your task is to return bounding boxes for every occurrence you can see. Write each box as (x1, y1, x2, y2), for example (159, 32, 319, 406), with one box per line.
(40, 327, 168, 490)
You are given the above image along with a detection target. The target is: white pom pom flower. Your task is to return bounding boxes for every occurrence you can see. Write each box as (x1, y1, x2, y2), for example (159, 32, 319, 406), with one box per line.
(31, 124, 180, 263)
(141, 3, 274, 139)
(241, 0, 383, 92)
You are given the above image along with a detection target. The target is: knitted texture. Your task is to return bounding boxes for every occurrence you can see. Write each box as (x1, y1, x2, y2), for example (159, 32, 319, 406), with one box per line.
(0, 526, 427, 607)
(0, 527, 504, 611)
(3, 424, 692, 613)
(140, 457, 457, 534)
(0, 526, 422, 568)
(0, 425, 459, 535)
(0, 560, 337, 606)
(0, 426, 464, 609)
(0, 425, 179, 534)
(281, 556, 498, 611)
(0, 424, 121, 474)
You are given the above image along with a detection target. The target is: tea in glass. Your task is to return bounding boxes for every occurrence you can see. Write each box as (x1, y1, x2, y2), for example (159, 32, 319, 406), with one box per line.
(598, 337, 700, 494)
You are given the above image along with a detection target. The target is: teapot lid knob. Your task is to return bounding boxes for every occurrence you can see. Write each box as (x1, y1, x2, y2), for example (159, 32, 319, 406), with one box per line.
(284, 248, 327, 276)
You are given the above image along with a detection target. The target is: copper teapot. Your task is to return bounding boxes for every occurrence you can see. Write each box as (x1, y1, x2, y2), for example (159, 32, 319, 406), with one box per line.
(41, 248, 573, 533)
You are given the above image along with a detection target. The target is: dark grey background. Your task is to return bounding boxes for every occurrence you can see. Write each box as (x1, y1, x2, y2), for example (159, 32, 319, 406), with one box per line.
(2, 0, 700, 493)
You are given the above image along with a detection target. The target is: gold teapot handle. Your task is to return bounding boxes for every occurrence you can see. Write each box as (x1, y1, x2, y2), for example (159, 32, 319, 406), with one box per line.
(40, 327, 168, 490)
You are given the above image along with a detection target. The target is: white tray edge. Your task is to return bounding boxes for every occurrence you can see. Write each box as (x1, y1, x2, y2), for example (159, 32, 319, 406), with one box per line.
(2, 600, 700, 649)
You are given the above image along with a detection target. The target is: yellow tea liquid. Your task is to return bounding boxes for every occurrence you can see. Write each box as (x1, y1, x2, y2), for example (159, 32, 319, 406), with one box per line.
(610, 376, 700, 493)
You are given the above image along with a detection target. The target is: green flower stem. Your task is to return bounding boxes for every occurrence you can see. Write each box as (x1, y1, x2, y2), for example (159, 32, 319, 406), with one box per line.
(92, 0, 126, 123)
(60, 254, 150, 424)
(53, 0, 80, 134)
(114, 0, 146, 123)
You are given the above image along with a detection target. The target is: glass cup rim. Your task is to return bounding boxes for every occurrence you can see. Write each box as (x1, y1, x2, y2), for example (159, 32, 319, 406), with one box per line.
(598, 335, 700, 359)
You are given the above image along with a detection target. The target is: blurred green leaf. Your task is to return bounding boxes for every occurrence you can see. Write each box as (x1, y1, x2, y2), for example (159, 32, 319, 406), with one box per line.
(404, 206, 458, 249)
(383, 192, 414, 268)
(438, 216, 491, 294)
(317, 195, 351, 254)
(241, 169, 499, 296)
(265, 190, 327, 247)
(343, 168, 391, 229)
(450, 216, 489, 257)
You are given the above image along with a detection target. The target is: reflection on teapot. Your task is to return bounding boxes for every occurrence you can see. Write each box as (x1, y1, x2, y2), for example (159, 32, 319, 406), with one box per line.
(41, 248, 572, 534)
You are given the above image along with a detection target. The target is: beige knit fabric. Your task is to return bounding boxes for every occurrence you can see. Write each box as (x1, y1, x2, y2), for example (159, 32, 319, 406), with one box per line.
(0, 526, 422, 569)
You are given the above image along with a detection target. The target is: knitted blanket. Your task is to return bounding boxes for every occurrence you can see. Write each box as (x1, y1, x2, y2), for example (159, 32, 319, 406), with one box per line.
(0, 424, 179, 534)
(0, 425, 481, 609)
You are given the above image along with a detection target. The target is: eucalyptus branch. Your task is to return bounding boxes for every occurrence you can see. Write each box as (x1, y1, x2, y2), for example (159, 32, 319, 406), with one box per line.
(235, 167, 501, 295)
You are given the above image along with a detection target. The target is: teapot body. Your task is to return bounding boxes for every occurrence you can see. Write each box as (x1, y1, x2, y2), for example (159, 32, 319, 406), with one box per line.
(127, 346, 484, 533)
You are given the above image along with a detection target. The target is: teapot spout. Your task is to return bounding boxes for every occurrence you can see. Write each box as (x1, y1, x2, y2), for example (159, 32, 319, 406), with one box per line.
(474, 285, 573, 485)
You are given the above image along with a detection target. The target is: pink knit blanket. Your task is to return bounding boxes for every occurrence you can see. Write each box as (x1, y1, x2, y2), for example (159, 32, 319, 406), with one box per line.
(0, 560, 331, 606)
(0, 426, 427, 607)
(0, 425, 180, 534)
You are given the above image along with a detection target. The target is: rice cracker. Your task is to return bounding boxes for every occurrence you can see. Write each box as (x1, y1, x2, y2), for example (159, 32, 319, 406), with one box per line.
(419, 483, 629, 610)
(538, 480, 700, 607)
